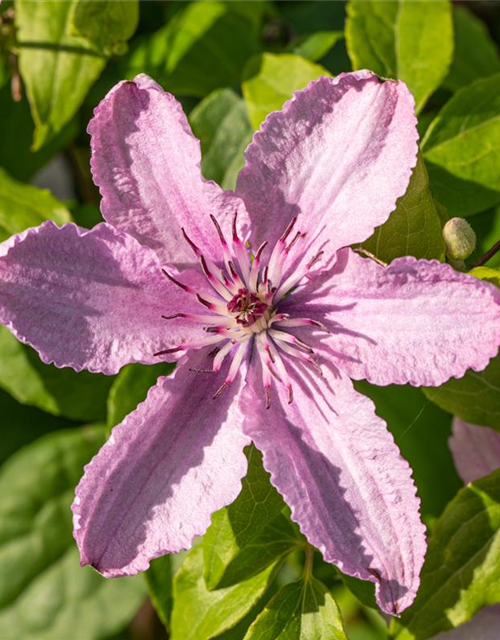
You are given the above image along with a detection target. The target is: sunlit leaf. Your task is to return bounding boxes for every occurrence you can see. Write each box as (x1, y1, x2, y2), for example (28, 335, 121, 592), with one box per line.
(242, 53, 329, 130)
(422, 74, 500, 217)
(170, 546, 280, 640)
(16, 0, 106, 149)
(288, 31, 344, 63)
(0, 167, 71, 242)
(124, 1, 260, 98)
(244, 577, 347, 639)
(397, 469, 500, 639)
(346, 0, 453, 113)
(70, 0, 139, 56)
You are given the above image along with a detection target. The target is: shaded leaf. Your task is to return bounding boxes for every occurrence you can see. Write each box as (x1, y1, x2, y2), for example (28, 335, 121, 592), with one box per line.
(424, 356, 500, 432)
(170, 546, 280, 640)
(70, 0, 139, 56)
(146, 555, 173, 631)
(0, 387, 72, 466)
(422, 74, 500, 217)
(469, 205, 500, 269)
(242, 52, 329, 130)
(124, 1, 260, 98)
(107, 362, 175, 431)
(204, 446, 290, 590)
(0, 326, 114, 422)
(244, 577, 347, 640)
(397, 469, 500, 639)
(0, 427, 146, 639)
(444, 6, 500, 92)
(0, 84, 78, 181)
(362, 154, 446, 262)
(190, 89, 253, 190)
(16, 0, 106, 149)
(0, 167, 71, 242)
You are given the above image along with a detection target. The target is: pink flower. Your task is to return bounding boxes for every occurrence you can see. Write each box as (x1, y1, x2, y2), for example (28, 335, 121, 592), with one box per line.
(449, 418, 500, 485)
(1, 72, 499, 615)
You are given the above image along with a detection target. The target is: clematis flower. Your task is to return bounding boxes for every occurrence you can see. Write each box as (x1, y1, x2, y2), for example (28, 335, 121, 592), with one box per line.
(430, 420, 500, 640)
(1, 71, 500, 616)
(449, 417, 500, 485)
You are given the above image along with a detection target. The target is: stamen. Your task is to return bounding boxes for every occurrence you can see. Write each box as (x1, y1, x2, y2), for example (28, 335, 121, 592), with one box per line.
(200, 255, 233, 301)
(249, 241, 268, 291)
(162, 269, 192, 293)
(231, 211, 250, 284)
(274, 317, 330, 333)
(181, 228, 202, 257)
(269, 329, 314, 354)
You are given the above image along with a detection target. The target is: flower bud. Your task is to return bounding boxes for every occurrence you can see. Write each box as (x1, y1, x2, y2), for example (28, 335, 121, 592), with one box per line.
(443, 218, 476, 261)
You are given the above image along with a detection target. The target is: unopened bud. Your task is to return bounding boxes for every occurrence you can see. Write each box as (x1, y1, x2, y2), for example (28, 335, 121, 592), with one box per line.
(443, 218, 476, 261)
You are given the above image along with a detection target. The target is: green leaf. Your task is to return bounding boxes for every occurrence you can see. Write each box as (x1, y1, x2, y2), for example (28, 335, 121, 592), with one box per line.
(0, 427, 146, 639)
(189, 89, 253, 191)
(0, 167, 71, 242)
(469, 205, 500, 269)
(422, 74, 500, 217)
(397, 469, 500, 639)
(124, 1, 260, 98)
(355, 381, 460, 519)
(361, 154, 446, 262)
(0, 387, 72, 466)
(0, 84, 78, 182)
(470, 266, 500, 288)
(346, 0, 453, 113)
(70, 0, 139, 56)
(244, 577, 347, 640)
(242, 53, 329, 130)
(443, 6, 500, 93)
(289, 31, 344, 63)
(0, 326, 114, 422)
(16, 0, 106, 149)
(107, 362, 175, 431)
(423, 355, 500, 432)
(204, 446, 292, 590)
(146, 555, 173, 631)
(170, 546, 280, 640)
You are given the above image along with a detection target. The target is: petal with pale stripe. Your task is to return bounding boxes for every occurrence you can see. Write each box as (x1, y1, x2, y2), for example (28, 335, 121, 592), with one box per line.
(73, 356, 250, 576)
(240, 361, 426, 615)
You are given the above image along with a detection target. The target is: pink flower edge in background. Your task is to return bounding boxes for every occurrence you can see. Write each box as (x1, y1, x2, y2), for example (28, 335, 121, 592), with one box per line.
(0, 71, 499, 615)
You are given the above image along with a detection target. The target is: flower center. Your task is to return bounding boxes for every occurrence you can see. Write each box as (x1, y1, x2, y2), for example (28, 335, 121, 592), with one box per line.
(156, 212, 328, 408)
(227, 289, 268, 328)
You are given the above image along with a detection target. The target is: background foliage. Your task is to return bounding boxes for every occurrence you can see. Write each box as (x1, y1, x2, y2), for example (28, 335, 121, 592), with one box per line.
(0, 1, 500, 639)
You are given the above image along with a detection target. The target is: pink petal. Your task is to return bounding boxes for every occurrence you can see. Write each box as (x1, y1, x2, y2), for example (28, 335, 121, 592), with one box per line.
(286, 249, 500, 387)
(73, 356, 250, 577)
(89, 74, 248, 266)
(431, 606, 500, 640)
(240, 362, 426, 615)
(0, 221, 206, 374)
(236, 71, 418, 255)
(449, 418, 500, 485)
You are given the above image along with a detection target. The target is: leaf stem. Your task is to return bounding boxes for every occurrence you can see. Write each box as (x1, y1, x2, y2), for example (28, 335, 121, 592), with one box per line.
(471, 238, 500, 268)
(303, 546, 314, 580)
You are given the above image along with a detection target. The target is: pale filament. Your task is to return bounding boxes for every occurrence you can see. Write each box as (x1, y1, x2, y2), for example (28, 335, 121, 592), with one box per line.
(157, 212, 329, 407)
